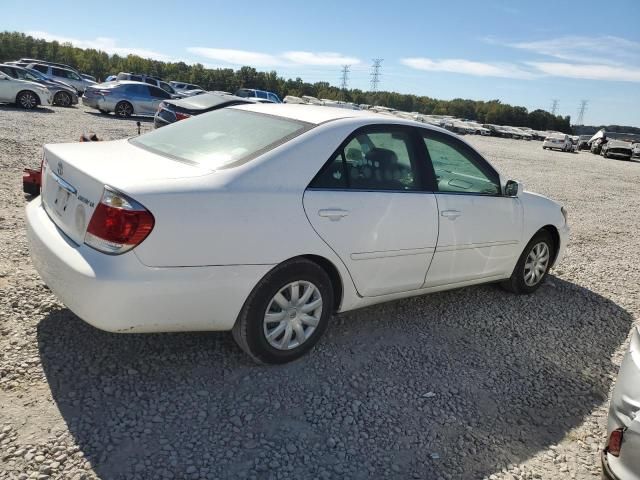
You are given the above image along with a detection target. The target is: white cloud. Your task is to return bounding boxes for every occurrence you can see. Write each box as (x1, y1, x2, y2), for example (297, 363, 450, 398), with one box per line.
(400, 58, 535, 79)
(281, 51, 360, 66)
(186, 48, 283, 67)
(527, 62, 640, 83)
(187, 47, 360, 67)
(26, 30, 172, 61)
(506, 35, 640, 65)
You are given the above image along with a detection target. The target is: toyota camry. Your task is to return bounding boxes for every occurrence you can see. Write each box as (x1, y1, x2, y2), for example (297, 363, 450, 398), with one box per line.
(26, 104, 569, 363)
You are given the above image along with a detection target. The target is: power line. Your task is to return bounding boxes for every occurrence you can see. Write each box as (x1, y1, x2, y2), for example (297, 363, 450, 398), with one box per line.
(340, 65, 350, 90)
(576, 100, 588, 125)
(370, 58, 383, 92)
(551, 99, 559, 116)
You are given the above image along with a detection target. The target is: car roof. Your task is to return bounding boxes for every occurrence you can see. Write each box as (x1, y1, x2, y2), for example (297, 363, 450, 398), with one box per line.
(229, 103, 399, 125)
(168, 92, 249, 109)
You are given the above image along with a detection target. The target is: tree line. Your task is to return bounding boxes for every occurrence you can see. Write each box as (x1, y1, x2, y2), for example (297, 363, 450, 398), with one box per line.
(1, 31, 574, 132)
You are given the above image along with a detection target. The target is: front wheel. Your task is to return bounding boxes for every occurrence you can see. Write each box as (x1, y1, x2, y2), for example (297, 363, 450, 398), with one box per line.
(501, 230, 554, 294)
(17, 91, 38, 109)
(232, 259, 334, 364)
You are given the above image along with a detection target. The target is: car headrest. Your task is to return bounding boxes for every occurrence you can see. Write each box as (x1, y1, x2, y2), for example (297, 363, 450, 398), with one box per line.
(365, 148, 398, 169)
(346, 148, 362, 162)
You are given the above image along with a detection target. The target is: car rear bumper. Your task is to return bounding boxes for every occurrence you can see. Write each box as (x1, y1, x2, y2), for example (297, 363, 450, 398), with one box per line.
(602, 450, 620, 480)
(82, 96, 103, 109)
(603, 327, 640, 480)
(26, 197, 272, 333)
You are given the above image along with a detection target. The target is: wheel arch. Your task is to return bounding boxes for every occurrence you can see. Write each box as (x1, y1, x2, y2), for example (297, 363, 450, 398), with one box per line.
(299, 254, 344, 312)
(538, 224, 560, 267)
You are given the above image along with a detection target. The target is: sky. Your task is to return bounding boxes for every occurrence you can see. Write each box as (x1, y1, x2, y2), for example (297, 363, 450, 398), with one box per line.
(4, 0, 640, 126)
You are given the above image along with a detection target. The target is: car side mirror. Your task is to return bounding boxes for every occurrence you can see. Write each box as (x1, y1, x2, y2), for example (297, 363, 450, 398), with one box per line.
(505, 180, 522, 197)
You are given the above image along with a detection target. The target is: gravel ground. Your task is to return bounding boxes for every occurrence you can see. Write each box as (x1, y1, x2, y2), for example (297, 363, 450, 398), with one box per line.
(0, 104, 639, 480)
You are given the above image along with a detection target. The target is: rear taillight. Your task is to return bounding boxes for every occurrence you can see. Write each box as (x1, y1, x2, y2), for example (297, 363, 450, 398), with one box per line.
(175, 111, 191, 121)
(606, 428, 625, 457)
(84, 186, 154, 255)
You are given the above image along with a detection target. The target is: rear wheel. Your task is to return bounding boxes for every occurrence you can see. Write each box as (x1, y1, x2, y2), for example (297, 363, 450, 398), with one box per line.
(501, 230, 554, 294)
(232, 258, 333, 364)
(115, 101, 133, 118)
(17, 91, 38, 109)
(54, 91, 72, 107)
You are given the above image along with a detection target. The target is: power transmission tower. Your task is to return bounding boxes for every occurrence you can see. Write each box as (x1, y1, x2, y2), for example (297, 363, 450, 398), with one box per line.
(340, 65, 350, 90)
(370, 58, 383, 92)
(551, 99, 559, 116)
(576, 100, 588, 125)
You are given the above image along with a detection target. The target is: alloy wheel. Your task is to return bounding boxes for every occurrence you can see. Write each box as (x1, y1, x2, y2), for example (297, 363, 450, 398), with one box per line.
(524, 242, 550, 286)
(116, 102, 132, 117)
(56, 92, 71, 107)
(263, 281, 322, 350)
(19, 92, 37, 109)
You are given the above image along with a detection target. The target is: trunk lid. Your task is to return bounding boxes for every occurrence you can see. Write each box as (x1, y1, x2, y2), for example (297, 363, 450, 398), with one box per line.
(41, 139, 211, 245)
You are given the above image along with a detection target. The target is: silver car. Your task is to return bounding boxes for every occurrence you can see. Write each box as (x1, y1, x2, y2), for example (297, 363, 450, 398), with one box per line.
(0, 64, 78, 107)
(603, 326, 640, 480)
(26, 63, 96, 93)
(82, 81, 175, 117)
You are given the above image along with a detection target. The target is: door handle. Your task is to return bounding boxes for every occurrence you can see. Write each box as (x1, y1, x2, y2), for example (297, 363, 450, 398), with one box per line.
(441, 209, 462, 219)
(318, 209, 349, 221)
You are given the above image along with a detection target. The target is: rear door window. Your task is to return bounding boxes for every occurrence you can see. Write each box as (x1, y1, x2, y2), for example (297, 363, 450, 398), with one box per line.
(310, 127, 421, 191)
(32, 64, 49, 74)
(147, 86, 171, 99)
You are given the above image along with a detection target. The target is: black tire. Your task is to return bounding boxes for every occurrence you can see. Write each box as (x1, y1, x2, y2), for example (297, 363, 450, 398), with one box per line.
(115, 101, 133, 118)
(16, 90, 39, 109)
(54, 91, 72, 107)
(501, 230, 554, 294)
(232, 258, 334, 364)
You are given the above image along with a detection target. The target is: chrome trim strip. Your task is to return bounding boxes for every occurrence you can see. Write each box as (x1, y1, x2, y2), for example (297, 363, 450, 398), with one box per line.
(351, 247, 435, 261)
(51, 170, 77, 195)
(436, 240, 519, 252)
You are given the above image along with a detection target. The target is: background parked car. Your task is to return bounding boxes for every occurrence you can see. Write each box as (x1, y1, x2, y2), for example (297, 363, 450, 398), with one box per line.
(154, 92, 253, 128)
(633, 143, 640, 158)
(169, 81, 206, 96)
(591, 138, 607, 155)
(602, 326, 640, 480)
(483, 124, 513, 138)
(83, 80, 175, 117)
(0, 71, 51, 109)
(25, 63, 96, 93)
(81, 73, 97, 82)
(116, 73, 184, 96)
(0, 64, 78, 107)
(577, 135, 592, 150)
(543, 134, 573, 152)
(601, 140, 633, 160)
(235, 88, 282, 103)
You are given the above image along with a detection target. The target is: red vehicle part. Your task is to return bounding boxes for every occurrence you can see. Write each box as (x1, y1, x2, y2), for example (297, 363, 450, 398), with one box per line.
(23, 168, 42, 196)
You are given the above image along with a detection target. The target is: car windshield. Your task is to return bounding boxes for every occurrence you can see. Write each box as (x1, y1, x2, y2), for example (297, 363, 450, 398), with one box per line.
(131, 109, 310, 170)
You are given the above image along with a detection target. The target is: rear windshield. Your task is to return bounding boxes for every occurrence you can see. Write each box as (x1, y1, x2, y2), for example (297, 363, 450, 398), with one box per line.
(130, 108, 311, 170)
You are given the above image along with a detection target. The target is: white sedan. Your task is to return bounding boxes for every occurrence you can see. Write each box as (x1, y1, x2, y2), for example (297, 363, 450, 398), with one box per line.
(26, 104, 569, 363)
(0, 71, 52, 109)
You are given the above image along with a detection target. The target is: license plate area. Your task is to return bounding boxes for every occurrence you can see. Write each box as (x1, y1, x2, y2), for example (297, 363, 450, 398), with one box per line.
(52, 184, 73, 217)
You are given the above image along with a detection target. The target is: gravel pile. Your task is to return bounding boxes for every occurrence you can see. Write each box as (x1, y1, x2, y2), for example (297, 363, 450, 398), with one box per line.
(1, 104, 639, 480)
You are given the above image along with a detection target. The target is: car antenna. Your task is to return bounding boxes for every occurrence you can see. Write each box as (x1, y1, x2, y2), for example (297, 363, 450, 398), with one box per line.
(136, 121, 141, 135)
